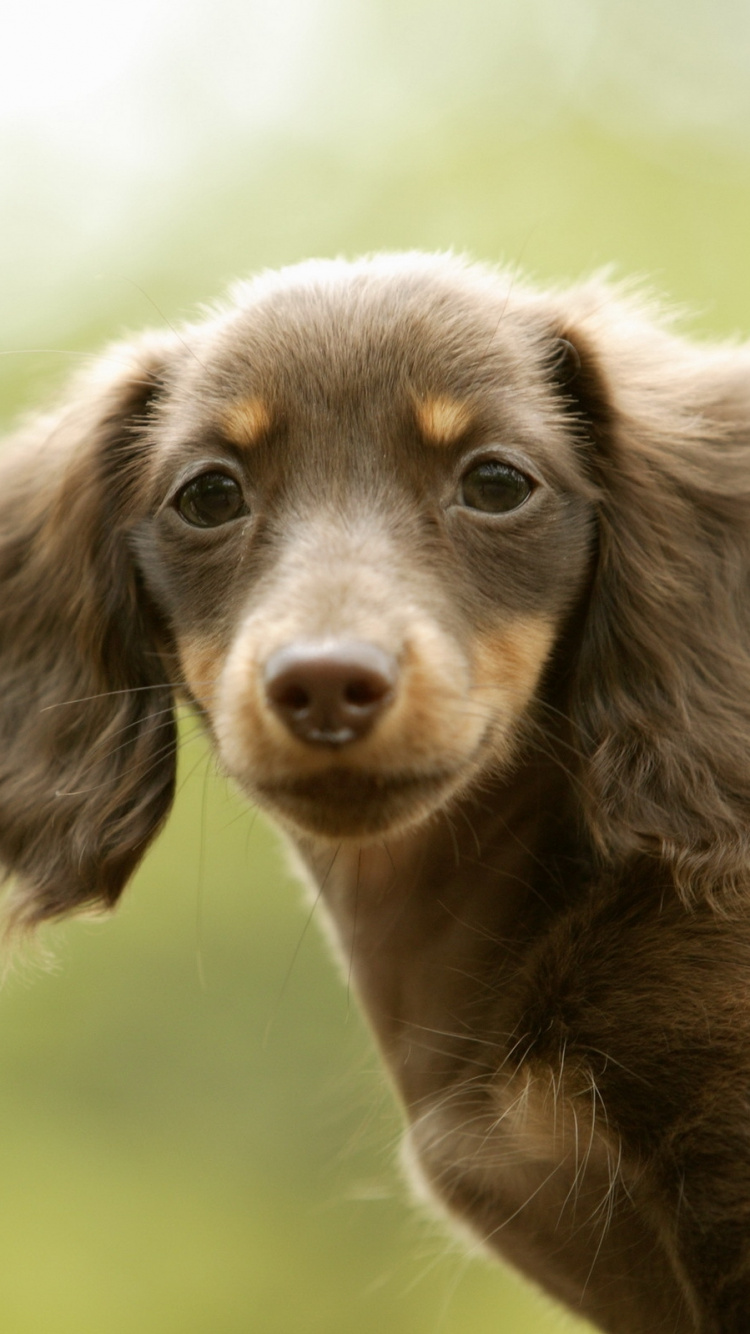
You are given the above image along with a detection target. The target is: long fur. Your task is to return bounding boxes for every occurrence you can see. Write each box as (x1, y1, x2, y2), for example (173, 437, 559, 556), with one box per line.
(2, 253, 750, 1331)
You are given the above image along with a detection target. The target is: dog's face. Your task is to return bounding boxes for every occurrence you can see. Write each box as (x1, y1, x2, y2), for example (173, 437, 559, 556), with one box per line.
(2, 250, 747, 926)
(133, 258, 596, 842)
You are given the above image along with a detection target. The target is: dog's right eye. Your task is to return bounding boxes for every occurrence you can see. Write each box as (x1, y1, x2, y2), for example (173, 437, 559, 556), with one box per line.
(176, 472, 248, 528)
(459, 461, 533, 514)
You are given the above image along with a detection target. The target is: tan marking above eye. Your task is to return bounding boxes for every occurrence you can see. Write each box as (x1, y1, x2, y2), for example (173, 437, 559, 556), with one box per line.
(222, 396, 272, 448)
(414, 395, 474, 447)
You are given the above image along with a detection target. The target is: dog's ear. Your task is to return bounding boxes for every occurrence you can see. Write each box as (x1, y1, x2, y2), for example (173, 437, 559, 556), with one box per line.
(0, 334, 181, 929)
(542, 290, 750, 906)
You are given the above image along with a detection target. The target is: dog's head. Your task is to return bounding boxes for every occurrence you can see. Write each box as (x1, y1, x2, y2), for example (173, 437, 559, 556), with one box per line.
(134, 256, 596, 843)
(2, 253, 750, 925)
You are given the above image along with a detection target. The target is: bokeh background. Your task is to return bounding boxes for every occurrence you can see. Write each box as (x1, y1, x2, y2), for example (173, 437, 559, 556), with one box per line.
(1, 2, 750, 1330)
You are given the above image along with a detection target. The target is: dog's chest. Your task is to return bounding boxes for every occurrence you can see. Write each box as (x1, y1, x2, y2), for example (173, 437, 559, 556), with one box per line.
(404, 1055, 618, 1252)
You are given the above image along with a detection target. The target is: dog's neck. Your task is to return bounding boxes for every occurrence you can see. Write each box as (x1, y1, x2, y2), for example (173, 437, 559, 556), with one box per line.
(294, 748, 584, 1111)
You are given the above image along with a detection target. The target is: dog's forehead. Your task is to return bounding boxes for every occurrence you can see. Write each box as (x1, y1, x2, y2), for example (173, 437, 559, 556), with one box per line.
(192, 261, 544, 424)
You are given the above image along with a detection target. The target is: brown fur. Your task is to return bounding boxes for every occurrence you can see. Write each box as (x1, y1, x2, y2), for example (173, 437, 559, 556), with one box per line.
(3, 253, 750, 1330)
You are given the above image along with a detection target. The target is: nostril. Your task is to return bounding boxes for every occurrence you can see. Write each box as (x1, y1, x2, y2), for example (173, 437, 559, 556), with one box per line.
(273, 682, 312, 715)
(344, 676, 389, 708)
(264, 640, 398, 746)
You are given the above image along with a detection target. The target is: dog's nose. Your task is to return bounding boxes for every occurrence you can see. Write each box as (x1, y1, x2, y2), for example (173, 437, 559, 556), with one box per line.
(264, 640, 397, 746)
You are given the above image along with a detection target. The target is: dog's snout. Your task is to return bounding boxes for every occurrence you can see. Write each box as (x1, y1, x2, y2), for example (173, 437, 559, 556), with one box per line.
(263, 640, 397, 747)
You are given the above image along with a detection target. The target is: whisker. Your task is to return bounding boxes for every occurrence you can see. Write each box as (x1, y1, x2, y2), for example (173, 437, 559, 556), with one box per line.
(262, 842, 342, 1048)
(38, 680, 214, 711)
(54, 726, 203, 797)
(346, 848, 362, 1011)
(441, 809, 461, 867)
(121, 279, 207, 371)
(89, 703, 191, 746)
(194, 746, 212, 994)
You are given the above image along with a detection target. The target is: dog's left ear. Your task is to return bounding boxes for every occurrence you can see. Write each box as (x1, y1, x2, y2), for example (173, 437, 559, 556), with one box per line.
(540, 289, 750, 906)
(0, 334, 182, 930)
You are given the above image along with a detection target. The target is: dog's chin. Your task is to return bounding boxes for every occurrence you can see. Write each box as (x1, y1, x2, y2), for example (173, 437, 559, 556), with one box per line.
(251, 766, 469, 841)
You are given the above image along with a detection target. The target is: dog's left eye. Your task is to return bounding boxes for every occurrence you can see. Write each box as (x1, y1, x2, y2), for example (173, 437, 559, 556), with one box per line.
(176, 472, 248, 527)
(459, 461, 532, 514)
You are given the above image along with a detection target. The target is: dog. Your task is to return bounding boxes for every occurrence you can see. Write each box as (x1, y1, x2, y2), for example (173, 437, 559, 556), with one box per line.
(2, 252, 750, 1332)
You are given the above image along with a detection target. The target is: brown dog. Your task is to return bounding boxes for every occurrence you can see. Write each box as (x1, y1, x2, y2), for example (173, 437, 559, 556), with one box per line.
(2, 253, 750, 1332)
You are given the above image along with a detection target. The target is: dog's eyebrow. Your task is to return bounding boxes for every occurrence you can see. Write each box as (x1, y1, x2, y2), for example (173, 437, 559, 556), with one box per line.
(414, 395, 474, 447)
(221, 396, 272, 447)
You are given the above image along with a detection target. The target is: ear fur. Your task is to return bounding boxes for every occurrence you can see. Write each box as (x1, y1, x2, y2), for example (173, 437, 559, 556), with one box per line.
(542, 287, 750, 906)
(0, 335, 180, 929)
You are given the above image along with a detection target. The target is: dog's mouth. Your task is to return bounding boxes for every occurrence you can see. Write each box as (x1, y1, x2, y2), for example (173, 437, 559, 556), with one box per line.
(254, 764, 468, 839)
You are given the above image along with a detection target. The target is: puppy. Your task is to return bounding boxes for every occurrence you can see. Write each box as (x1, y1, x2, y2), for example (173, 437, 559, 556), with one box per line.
(2, 253, 750, 1333)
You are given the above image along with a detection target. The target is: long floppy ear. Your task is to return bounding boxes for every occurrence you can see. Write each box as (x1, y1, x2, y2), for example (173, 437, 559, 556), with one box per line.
(0, 334, 181, 929)
(542, 287, 750, 906)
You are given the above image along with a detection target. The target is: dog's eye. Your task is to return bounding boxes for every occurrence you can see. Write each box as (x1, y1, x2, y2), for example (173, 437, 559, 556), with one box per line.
(459, 461, 532, 514)
(176, 472, 247, 528)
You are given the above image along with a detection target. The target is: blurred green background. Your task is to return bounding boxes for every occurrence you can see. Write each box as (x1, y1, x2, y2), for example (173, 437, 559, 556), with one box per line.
(1, 1, 750, 1330)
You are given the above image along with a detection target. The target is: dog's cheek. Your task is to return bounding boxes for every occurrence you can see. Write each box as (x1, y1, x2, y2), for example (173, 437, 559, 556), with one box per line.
(471, 615, 559, 752)
(177, 636, 228, 713)
(360, 618, 481, 768)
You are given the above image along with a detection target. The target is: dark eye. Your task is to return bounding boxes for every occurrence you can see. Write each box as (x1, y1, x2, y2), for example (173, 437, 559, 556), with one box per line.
(176, 472, 248, 528)
(459, 461, 532, 514)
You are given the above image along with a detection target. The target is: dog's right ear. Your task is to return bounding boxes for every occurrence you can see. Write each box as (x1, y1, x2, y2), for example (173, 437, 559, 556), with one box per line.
(534, 289, 750, 908)
(0, 334, 182, 931)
